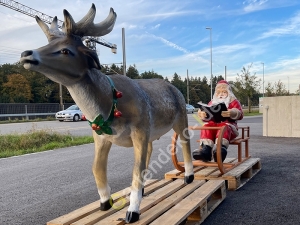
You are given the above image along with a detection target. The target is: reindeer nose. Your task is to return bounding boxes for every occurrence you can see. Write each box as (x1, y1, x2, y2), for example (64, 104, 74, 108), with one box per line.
(21, 50, 33, 57)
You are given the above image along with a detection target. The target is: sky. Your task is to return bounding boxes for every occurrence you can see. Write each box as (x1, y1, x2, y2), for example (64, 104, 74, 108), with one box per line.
(1, 0, 300, 93)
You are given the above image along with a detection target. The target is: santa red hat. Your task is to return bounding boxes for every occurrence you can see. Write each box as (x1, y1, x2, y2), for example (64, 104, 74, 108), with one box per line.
(216, 80, 229, 86)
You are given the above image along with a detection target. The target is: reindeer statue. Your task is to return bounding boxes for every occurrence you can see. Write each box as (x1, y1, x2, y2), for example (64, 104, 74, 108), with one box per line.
(20, 4, 194, 223)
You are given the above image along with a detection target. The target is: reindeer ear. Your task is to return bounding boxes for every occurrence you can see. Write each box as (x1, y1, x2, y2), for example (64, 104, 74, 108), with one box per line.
(79, 46, 101, 70)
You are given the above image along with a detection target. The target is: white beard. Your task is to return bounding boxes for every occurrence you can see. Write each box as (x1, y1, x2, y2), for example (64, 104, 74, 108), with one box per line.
(211, 95, 231, 108)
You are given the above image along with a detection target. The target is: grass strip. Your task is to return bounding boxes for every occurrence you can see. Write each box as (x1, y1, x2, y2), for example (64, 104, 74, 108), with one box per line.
(0, 130, 93, 158)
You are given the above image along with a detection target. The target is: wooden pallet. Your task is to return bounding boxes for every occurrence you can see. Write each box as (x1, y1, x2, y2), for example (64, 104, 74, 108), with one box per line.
(165, 158, 261, 190)
(47, 179, 226, 225)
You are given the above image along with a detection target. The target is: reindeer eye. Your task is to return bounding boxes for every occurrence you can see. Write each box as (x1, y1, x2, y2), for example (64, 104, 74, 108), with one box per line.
(61, 49, 70, 54)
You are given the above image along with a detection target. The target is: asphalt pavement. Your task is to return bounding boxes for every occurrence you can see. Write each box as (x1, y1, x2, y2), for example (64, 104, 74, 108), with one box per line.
(1, 115, 300, 225)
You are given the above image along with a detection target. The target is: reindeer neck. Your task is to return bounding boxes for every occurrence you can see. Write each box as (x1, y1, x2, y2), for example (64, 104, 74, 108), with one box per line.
(67, 70, 113, 122)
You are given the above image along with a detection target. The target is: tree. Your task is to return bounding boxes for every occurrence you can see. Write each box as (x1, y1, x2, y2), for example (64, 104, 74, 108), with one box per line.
(140, 70, 163, 79)
(296, 86, 300, 96)
(274, 80, 289, 96)
(2, 74, 32, 102)
(234, 64, 260, 112)
(188, 88, 199, 105)
(265, 80, 289, 97)
(106, 64, 122, 74)
(127, 65, 139, 79)
(265, 82, 275, 97)
(171, 73, 186, 100)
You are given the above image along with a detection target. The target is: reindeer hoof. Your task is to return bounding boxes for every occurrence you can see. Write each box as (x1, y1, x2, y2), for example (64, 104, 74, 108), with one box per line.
(184, 175, 194, 184)
(125, 211, 140, 223)
(100, 197, 113, 211)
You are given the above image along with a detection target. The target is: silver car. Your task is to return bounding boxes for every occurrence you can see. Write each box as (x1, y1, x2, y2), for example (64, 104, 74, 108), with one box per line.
(186, 104, 195, 114)
(55, 105, 83, 122)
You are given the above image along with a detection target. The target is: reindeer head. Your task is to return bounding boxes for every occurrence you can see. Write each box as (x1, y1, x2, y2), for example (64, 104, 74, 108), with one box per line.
(20, 4, 117, 86)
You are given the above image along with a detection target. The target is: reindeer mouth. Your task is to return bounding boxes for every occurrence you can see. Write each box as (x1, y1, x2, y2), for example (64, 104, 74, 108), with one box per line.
(22, 59, 39, 65)
(20, 58, 39, 70)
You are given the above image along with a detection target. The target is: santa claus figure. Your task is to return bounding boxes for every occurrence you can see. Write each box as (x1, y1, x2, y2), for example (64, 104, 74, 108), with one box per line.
(193, 80, 243, 162)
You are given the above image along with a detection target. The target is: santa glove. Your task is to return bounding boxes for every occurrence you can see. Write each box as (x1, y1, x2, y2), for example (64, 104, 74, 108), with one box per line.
(229, 108, 239, 119)
(198, 109, 207, 120)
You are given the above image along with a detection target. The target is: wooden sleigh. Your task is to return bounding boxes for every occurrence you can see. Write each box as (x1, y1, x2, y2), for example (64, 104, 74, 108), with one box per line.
(171, 125, 251, 175)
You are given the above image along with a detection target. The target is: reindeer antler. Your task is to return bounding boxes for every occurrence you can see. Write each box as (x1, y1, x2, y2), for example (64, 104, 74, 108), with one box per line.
(63, 4, 117, 37)
(36, 4, 117, 42)
(36, 16, 65, 42)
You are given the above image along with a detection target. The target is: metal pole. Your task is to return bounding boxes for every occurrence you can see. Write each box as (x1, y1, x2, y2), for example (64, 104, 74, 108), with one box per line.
(288, 76, 289, 94)
(59, 83, 63, 110)
(206, 27, 212, 99)
(187, 69, 189, 104)
(225, 66, 227, 81)
(122, 28, 126, 76)
(261, 63, 264, 97)
(25, 105, 28, 120)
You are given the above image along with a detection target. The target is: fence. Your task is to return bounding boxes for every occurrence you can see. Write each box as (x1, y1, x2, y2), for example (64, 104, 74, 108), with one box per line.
(0, 103, 75, 121)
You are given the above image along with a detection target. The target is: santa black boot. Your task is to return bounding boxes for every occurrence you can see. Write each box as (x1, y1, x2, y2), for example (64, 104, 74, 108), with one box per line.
(193, 145, 212, 162)
(213, 145, 227, 162)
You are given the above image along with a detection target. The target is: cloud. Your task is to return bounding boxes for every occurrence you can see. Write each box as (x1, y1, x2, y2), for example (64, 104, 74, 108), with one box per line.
(150, 33, 189, 54)
(146, 32, 209, 63)
(258, 11, 300, 39)
(243, 0, 269, 12)
(151, 24, 161, 29)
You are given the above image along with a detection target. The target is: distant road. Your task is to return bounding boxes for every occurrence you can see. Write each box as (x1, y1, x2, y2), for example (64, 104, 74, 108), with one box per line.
(0, 115, 262, 136)
(0, 120, 92, 136)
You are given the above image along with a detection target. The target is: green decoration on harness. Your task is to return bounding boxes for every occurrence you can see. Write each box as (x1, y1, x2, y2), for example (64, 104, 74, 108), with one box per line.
(87, 75, 120, 135)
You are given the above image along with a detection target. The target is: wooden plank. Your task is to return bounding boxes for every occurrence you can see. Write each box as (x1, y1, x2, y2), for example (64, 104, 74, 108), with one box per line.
(223, 158, 262, 190)
(150, 180, 225, 225)
(194, 167, 219, 178)
(71, 179, 173, 225)
(47, 179, 227, 225)
(207, 158, 238, 178)
(94, 179, 186, 225)
(165, 167, 205, 180)
(193, 158, 238, 178)
(47, 179, 159, 225)
(165, 158, 261, 191)
(234, 160, 262, 190)
(164, 169, 183, 177)
(222, 158, 260, 178)
(143, 179, 173, 195)
(134, 180, 205, 225)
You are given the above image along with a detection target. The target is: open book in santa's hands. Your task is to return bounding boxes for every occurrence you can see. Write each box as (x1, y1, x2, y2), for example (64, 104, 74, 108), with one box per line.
(196, 102, 228, 123)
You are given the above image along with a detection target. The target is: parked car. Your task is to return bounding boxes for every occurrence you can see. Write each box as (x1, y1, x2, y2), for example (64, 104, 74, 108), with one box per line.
(55, 105, 83, 122)
(186, 104, 195, 114)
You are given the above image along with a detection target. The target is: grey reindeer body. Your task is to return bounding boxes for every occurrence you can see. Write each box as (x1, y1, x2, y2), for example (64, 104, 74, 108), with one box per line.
(20, 4, 194, 223)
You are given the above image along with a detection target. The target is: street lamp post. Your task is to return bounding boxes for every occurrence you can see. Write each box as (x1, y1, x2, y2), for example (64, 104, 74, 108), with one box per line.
(261, 62, 264, 97)
(122, 28, 126, 76)
(288, 76, 289, 94)
(187, 69, 189, 104)
(206, 27, 213, 99)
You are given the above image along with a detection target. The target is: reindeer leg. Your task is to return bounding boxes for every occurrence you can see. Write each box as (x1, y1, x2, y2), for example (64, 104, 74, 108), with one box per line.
(92, 132, 113, 211)
(174, 122, 194, 184)
(141, 142, 153, 196)
(125, 132, 149, 223)
(180, 131, 194, 183)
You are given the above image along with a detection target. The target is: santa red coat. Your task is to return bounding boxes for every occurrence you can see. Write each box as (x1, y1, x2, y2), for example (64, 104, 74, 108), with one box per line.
(200, 99, 243, 147)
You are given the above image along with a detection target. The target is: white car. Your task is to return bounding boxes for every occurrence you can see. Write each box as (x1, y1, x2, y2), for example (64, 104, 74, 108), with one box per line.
(186, 104, 195, 114)
(55, 105, 83, 122)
